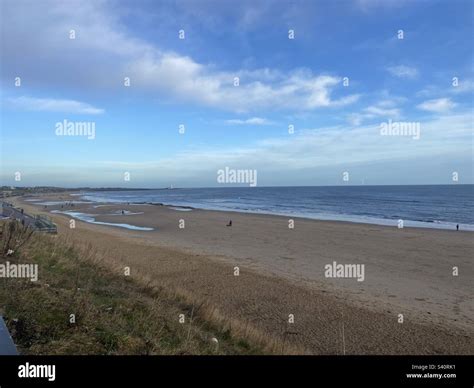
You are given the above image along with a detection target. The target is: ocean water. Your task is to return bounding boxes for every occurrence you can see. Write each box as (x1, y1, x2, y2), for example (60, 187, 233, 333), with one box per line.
(50, 210, 154, 231)
(80, 185, 474, 231)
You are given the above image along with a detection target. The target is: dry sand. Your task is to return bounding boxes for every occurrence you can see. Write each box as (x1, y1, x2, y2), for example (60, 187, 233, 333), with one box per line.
(10, 193, 474, 354)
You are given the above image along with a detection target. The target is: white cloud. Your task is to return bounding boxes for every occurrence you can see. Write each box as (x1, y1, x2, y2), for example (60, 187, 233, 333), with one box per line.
(417, 98, 456, 113)
(225, 117, 274, 125)
(387, 65, 419, 79)
(451, 79, 474, 94)
(3, 111, 471, 186)
(364, 105, 400, 116)
(128, 54, 360, 112)
(1, 1, 359, 113)
(6, 96, 104, 114)
(417, 79, 474, 98)
(85, 111, 472, 183)
(348, 99, 401, 125)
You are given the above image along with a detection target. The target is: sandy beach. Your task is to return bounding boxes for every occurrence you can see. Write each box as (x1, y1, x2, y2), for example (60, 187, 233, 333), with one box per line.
(9, 193, 474, 354)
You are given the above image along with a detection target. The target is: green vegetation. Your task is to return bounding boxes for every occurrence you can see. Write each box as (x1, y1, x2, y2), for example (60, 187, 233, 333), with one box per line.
(0, 220, 262, 355)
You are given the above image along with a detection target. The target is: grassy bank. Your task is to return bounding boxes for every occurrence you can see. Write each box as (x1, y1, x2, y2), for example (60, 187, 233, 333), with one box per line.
(0, 220, 262, 355)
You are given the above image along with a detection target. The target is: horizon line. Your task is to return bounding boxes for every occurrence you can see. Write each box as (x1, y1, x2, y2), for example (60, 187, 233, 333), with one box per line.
(3, 183, 473, 191)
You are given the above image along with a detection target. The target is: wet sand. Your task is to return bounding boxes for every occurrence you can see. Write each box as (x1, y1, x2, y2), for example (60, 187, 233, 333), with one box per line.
(10, 193, 474, 354)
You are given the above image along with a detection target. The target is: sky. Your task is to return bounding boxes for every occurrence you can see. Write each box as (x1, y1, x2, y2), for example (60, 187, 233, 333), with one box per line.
(0, 0, 473, 188)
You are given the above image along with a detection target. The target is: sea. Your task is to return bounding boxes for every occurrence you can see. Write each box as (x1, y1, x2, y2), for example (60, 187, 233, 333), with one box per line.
(79, 185, 474, 231)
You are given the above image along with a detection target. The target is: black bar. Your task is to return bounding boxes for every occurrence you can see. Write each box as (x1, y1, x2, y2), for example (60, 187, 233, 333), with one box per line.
(0, 356, 472, 387)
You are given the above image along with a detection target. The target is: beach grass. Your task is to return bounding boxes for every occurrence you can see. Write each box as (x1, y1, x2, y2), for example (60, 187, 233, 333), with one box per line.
(0, 220, 264, 355)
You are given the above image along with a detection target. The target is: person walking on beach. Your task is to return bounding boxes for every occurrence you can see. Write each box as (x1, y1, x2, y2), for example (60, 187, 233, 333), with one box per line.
(456, 224, 459, 231)
(227, 220, 232, 227)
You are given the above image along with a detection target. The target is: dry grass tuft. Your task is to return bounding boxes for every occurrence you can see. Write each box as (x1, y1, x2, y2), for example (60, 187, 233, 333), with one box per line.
(0, 220, 267, 355)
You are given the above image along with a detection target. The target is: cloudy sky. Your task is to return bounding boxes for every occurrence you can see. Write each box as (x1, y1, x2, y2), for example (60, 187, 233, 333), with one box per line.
(1, 0, 473, 187)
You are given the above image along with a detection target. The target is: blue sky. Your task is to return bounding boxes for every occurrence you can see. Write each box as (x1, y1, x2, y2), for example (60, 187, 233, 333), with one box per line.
(0, 0, 473, 187)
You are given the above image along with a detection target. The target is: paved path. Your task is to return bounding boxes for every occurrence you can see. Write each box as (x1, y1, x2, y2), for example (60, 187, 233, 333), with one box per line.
(1, 202, 57, 232)
(1, 203, 36, 227)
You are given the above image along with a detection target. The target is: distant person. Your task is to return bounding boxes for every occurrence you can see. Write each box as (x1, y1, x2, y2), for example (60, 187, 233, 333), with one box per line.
(21, 208, 24, 214)
(226, 220, 232, 227)
(122, 210, 125, 215)
(456, 224, 459, 231)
